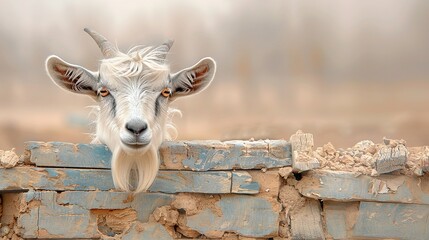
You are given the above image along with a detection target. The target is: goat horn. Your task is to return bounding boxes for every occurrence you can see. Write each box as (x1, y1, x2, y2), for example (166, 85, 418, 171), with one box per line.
(156, 40, 174, 62)
(84, 28, 118, 58)
(163, 40, 174, 51)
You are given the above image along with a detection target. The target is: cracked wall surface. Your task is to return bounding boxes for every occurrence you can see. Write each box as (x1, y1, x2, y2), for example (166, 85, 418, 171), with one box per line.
(0, 132, 428, 239)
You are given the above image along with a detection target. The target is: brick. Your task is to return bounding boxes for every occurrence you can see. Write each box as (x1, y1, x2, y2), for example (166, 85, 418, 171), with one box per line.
(290, 131, 314, 152)
(25, 140, 292, 171)
(289, 131, 320, 172)
(182, 140, 291, 171)
(37, 192, 98, 238)
(323, 201, 359, 240)
(14, 191, 99, 238)
(375, 145, 408, 174)
(0, 167, 114, 191)
(297, 170, 429, 204)
(290, 199, 325, 240)
(17, 205, 39, 238)
(14, 191, 175, 239)
(268, 140, 292, 159)
(149, 171, 232, 194)
(231, 171, 260, 194)
(185, 195, 280, 238)
(323, 200, 429, 240)
(0, 167, 235, 194)
(292, 156, 320, 172)
(353, 201, 429, 240)
(25, 141, 111, 169)
(57, 191, 175, 222)
(160, 141, 187, 169)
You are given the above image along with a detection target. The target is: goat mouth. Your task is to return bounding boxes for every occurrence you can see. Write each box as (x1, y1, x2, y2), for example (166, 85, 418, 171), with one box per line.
(121, 141, 150, 150)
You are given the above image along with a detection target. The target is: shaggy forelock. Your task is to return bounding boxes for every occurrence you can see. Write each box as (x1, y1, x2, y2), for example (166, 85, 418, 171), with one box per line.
(100, 45, 170, 83)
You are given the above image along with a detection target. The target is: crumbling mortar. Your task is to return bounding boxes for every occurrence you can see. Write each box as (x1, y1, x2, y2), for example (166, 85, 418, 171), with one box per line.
(318, 199, 331, 240)
(22, 149, 35, 167)
(277, 168, 290, 238)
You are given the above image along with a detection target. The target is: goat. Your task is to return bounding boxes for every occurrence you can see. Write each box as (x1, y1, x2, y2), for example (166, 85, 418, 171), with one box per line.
(45, 28, 216, 192)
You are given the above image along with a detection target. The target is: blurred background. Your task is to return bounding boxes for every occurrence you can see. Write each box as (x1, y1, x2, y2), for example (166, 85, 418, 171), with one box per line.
(1, 0, 429, 153)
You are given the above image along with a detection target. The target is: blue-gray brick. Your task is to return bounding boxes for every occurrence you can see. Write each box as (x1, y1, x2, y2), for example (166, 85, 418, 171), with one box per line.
(297, 170, 429, 204)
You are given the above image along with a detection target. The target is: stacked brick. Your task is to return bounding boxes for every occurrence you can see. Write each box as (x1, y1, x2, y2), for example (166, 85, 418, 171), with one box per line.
(1, 140, 290, 239)
(0, 132, 427, 239)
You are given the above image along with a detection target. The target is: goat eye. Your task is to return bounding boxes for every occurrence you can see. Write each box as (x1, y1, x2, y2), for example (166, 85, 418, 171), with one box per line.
(161, 88, 172, 98)
(99, 87, 110, 97)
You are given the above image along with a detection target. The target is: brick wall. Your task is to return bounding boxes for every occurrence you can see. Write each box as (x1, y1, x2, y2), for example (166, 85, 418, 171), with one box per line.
(0, 132, 428, 239)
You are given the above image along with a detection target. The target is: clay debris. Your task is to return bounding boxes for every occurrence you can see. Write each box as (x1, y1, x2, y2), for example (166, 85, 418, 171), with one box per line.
(407, 146, 429, 176)
(91, 209, 137, 237)
(0, 149, 20, 168)
(150, 193, 223, 238)
(315, 140, 376, 175)
(314, 137, 417, 175)
(278, 167, 293, 180)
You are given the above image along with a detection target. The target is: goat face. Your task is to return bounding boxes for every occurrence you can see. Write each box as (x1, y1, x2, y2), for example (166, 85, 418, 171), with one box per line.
(44, 29, 216, 192)
(96, 64, 169, 154)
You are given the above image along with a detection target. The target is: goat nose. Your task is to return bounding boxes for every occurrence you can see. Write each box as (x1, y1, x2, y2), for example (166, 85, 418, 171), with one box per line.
(125, 119, 148, 135)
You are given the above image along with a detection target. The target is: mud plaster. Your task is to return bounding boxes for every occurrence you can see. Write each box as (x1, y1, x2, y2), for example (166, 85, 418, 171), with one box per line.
(91, 208, 137, 236)
(171, 193, 222, 217)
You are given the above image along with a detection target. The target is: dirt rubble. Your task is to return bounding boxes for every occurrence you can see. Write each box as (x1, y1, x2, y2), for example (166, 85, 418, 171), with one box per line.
(313, 138, 427, 176)
(0, 149, 21, 169)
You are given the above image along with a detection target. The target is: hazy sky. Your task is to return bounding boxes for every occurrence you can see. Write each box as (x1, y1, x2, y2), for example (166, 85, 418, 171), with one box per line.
(1, 0, 428, 84)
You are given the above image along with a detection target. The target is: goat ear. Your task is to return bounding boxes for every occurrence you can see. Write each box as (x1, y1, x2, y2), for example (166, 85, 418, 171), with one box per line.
(46, 55, 98, 97)
(169, 57, 216, 100)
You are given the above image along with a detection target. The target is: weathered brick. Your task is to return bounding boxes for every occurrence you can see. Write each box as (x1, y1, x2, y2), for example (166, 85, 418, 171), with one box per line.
(57, 191, 175, 222)
(37, 192, 97, 238)
(290, 199, 325, 240)
(324, 200, 429, 240)
(149, 171, 232, 194)
(297, 170, 429, 204)
(12, 191, 175, 239)
(290, 131, 320, 172)
(25, 140, 292, 171)
(268, 140, 292, 159)
(0, 167, 235, 194)
(14, 191, 99, 238)
(180, 140, 292, 171)
(353, 201, 429, 240)
(25, 141, 111, 169)
(290, 131, 314, 152)
(184, 195, 280, 238)
(0, 167, 114, 191)
(160, 141, 188, 169)
(323, 201, 359, 240)
(375, 145, 408, 174)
